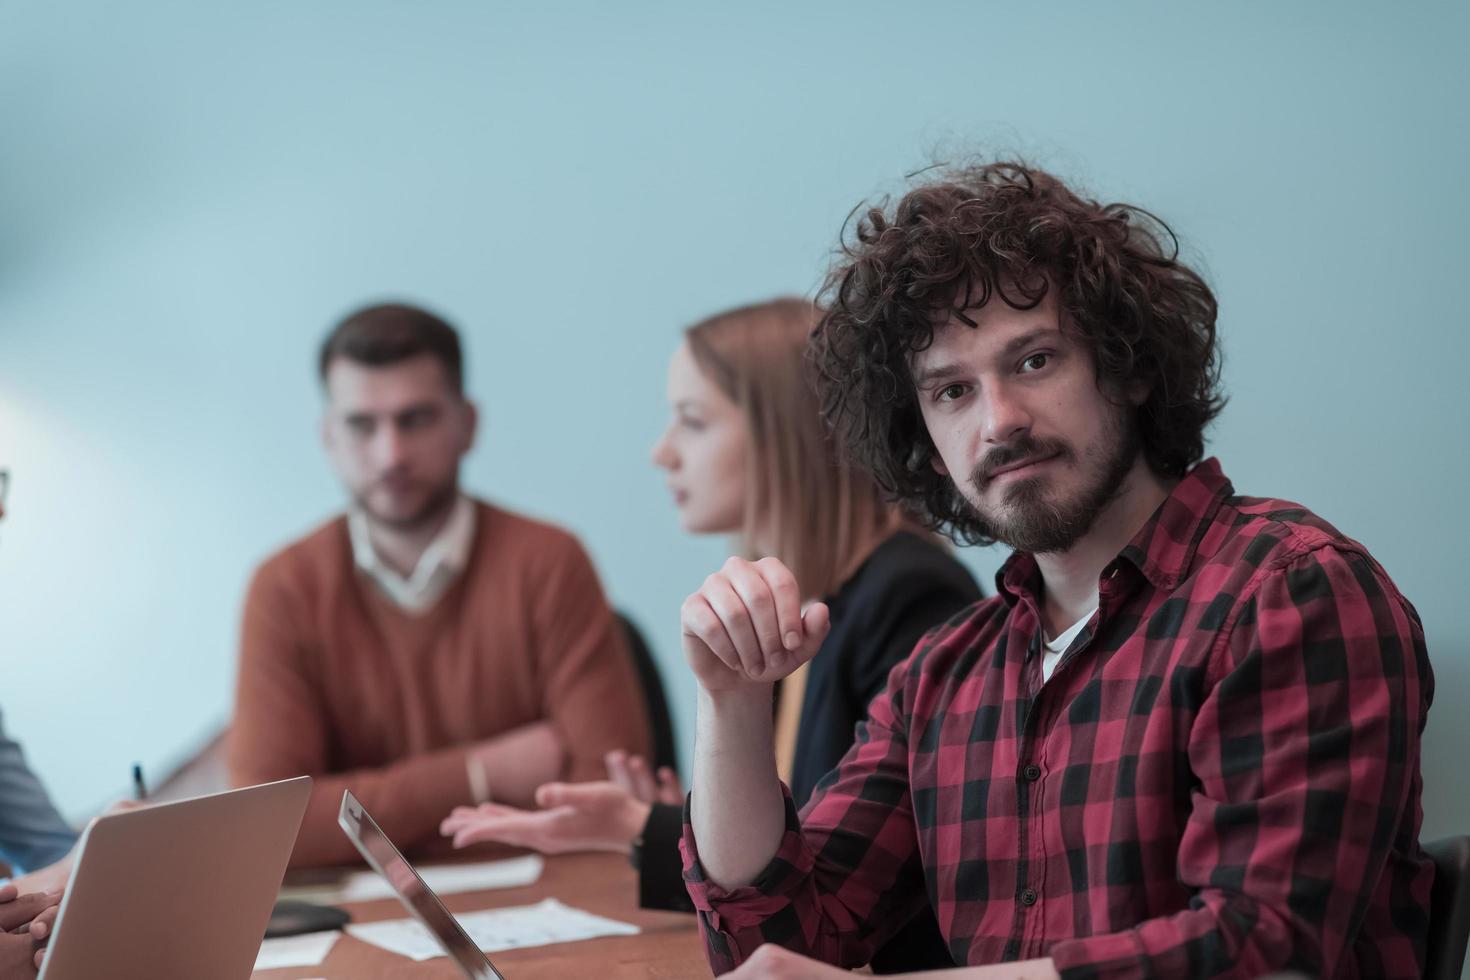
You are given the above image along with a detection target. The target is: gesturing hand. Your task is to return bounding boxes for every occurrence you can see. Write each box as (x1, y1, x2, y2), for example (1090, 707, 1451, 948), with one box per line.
(681, 557, 830, 693)
(605, 750, 683, 806)
(440, 781, 650, 855)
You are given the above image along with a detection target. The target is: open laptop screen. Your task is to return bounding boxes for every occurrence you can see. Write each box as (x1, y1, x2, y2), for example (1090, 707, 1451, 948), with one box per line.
(338, 790, 505, 980)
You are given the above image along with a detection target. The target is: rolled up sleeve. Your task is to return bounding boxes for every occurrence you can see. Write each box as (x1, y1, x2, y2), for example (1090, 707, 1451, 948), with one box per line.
(680, 659, 929, 973)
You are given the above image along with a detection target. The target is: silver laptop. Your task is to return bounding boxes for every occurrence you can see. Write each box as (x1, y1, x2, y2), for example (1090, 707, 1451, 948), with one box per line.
(38, 775, 311, 980)
(338, 789, 507, 979)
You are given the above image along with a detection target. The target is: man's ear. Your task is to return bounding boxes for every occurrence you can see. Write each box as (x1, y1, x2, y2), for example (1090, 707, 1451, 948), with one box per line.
(461, 399, 479, 452)
(1127, 378, 1150, 406)
(320, 414, 334, 452)
(908, 441, 947, 477)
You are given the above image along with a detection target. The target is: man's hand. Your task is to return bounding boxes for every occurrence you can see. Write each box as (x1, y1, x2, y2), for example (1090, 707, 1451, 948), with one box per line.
(0, 886, 61, 976)
(440, 781, 649, 855)
(605, 750, 683, 805)
(0, 931, 42, 977)
(685, 559, 824, 889)
(682, 557, 830, 693)
(23, 904, 58, 944)
(0, 889, 59, 934)
(22, 904, 57, 973)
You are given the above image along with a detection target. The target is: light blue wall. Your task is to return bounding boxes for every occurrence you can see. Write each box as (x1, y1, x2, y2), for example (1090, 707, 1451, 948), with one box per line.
(2, 0, 1467, 862)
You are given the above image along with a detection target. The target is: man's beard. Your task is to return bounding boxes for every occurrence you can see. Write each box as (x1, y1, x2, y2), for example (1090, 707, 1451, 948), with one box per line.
(962, 409, 1139, 555)
(356, 476, 459, 533)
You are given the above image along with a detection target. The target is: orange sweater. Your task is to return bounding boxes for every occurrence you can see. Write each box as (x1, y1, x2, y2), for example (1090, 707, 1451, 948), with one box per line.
(228, 500, 651, 867)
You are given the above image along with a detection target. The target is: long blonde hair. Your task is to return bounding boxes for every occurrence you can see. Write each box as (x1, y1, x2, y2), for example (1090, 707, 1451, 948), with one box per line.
(685, 298, 898, 598)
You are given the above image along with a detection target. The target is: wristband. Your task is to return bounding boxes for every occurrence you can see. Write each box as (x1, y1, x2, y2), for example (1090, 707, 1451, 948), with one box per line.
(466, 756, 492, 805)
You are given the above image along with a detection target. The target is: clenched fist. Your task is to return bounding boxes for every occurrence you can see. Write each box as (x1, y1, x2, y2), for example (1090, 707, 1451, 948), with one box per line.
(681, 557, 830, 692)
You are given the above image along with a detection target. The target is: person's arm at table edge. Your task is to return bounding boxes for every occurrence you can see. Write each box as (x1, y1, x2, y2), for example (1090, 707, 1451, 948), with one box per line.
(236, 719, 565, 868)
(0, 710, 79, 877)
(685, 560, 942, 968)
(683, 650, 931, 970)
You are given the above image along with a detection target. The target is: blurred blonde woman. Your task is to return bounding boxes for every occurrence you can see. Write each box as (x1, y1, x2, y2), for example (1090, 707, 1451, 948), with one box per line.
(442, 298, 980, 972)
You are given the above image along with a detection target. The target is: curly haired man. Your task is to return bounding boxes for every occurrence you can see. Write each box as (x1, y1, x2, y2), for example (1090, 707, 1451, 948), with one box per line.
(676, 162, 1434, 979)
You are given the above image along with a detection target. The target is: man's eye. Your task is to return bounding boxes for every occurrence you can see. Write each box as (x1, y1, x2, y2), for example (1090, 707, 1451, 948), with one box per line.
(679, 416, 706, 432)
(401, 409, 439, 430)
(346, 418, 374, 436)
(1021, 352, 1050, 373)
(937, 383, 969, 402)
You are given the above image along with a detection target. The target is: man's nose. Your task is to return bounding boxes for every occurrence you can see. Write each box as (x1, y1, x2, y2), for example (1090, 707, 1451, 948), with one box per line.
(979, 381, 1033, 446)
(371, 424, 410, 468)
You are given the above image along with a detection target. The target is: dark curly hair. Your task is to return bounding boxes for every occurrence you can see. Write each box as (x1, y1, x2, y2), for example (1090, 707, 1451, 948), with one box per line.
(811, 160, 1224, 545)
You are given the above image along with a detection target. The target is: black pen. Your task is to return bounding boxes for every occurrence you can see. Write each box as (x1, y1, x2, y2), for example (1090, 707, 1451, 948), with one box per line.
(131, 763, 147, 801)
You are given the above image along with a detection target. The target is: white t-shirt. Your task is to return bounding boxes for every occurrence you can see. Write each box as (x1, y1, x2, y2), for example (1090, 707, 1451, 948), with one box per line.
(1041, 607, 1097, 683)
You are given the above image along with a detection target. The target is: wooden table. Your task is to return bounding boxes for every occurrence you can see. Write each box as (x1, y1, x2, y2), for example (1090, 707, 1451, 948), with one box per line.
(252, 852, 708, 979)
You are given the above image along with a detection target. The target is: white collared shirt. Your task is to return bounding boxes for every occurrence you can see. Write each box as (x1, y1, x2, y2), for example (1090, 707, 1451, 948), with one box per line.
(347, 494, 477, 614)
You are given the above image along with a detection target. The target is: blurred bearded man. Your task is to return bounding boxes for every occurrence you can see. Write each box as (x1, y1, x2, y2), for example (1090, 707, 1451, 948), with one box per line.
(229, 303, 651, 867)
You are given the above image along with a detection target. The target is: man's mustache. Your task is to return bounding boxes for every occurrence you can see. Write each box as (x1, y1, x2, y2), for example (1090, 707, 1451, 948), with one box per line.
(970, 436, 1071, 488)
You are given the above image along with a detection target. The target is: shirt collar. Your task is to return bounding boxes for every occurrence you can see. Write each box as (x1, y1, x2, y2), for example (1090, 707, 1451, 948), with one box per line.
(348, 494, 477, 612)
(995, 457, 1233, 604)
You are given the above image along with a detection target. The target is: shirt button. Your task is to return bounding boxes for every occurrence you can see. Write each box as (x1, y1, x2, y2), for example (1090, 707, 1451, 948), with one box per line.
(1020, 888, 1038, 907)
(1022, 764, 1042, 782)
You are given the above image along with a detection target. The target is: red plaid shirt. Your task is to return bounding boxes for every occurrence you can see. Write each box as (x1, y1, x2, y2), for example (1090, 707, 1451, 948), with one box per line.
(681, 459, 1434, 978)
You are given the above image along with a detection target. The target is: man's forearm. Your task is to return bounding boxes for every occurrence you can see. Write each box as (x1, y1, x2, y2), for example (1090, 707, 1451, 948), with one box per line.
(466, 721, 565, 807)
(690, 685, 786, 889)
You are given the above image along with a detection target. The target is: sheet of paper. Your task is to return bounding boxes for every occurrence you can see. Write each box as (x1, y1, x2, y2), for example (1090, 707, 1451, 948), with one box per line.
(338, 854, 544, 902)
(345, 898, 639, 962)
(253, 930, 340, 970)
